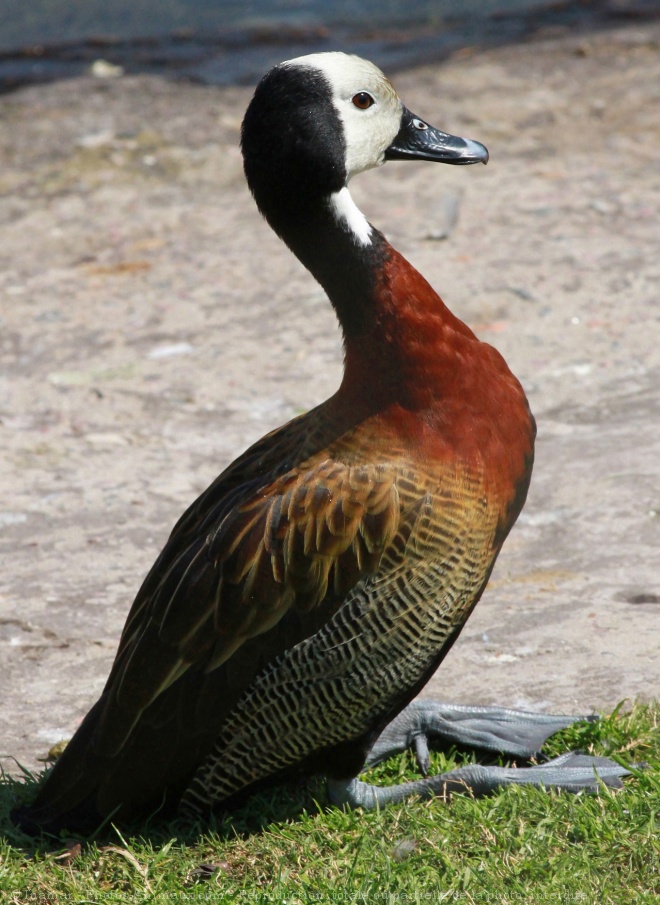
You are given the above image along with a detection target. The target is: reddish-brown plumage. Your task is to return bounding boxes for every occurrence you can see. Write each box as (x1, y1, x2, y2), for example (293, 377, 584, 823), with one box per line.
(338, 242, 534, 533)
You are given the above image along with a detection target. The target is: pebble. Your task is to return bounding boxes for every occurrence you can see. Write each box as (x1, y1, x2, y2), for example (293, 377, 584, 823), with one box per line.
(507, 286, 536, 302)
(391, 839, 418, 862)
(0, 512, 27, 528)
(423, 191, 461, 241)
(148, 342, 195, 359)
(77, 130, 115, 149)
(90, 59, 124, 79)
(85, 433, 129, 446)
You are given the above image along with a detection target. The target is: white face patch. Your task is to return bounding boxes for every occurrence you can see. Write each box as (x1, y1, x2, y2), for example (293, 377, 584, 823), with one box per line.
(328, 187, 372, 246)
(284, 52, 403, 182)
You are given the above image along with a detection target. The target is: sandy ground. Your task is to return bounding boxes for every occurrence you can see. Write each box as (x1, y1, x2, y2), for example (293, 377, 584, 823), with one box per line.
(1, 21, 659, 776)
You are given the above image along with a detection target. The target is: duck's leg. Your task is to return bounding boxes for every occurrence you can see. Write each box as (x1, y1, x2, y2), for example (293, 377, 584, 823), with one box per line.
(327, 701, 633, 809)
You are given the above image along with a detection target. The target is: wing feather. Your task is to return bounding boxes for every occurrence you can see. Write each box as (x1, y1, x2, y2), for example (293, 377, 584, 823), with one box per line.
(92, 449, 403, 758)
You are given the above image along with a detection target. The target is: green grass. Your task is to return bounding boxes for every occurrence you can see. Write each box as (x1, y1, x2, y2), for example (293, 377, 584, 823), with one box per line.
(2, 702, 659, 904)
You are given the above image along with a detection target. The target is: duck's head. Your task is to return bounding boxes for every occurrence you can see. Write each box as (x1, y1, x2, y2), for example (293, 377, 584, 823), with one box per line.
(241, 51, 488, 224)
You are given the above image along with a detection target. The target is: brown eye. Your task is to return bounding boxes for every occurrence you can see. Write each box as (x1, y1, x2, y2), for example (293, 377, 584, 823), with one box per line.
(352, 92, 375, 110)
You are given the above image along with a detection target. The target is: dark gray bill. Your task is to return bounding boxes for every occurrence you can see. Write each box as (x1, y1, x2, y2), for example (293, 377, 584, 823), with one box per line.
(385, 106, 488, 165)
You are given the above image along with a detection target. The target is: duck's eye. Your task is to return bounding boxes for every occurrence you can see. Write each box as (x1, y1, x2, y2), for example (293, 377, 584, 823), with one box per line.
(352, 92, 375, 110)
(413, 118, 429, 130)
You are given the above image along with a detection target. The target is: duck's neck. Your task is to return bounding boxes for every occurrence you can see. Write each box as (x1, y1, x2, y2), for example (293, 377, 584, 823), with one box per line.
(261, 186, 384, 336)
(259, 185, 479, 414)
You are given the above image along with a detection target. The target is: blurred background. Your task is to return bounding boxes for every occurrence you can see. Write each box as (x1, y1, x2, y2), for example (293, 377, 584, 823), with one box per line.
(1, 0, 659, 772)
(1, 0, 656, 91)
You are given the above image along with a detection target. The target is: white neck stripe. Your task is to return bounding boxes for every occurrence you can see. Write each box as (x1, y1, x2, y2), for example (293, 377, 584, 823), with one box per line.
(328, 188, 372, 247)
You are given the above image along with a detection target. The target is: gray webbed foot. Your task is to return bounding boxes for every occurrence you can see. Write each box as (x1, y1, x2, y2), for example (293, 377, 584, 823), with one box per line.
(328, 701, 636, 811)
(328, 752, 633, 810)
(365, 700, 595, 771)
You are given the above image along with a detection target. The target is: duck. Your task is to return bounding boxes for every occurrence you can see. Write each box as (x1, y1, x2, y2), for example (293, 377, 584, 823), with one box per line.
(13, 52, 630, 835)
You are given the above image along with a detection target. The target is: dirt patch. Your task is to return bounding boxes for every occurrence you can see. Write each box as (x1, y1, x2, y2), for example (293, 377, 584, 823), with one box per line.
(1, 22, 659, 773)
